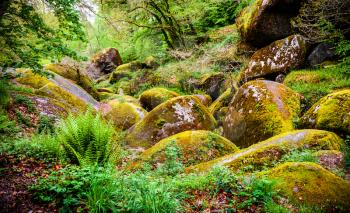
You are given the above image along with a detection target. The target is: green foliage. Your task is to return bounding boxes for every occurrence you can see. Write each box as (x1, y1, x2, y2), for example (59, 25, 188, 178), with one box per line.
(157, 141, 184, 176)
(15, 110, 32, 127)
(0, 110, 16, 135)
(280, 150, 317, 163)
(194, 0, 237, 31)
(0, 79, 10, 108)
(238, 177, 276, 209)
(30, 165, 96, 211)
(56, 109, 119, 166)
(14, 94, 34, 112)
(37, 115, 56, 134)
(344, 135, 350, 168)
(0, 0, 85, 72)
(0, 134, 64, 162)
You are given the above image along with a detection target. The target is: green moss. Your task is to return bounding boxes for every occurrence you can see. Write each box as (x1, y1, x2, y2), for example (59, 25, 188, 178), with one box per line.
(259, 162, 350, 210)
(301, 89, 350, 135)
(130, 130, 239, 169)
(187, 129, 344, 173)
(125, 96, 217, 148)
(236, 0, 260, 37)
(139, 87, 179, 111)
(209, 88, 232, 115)
(16, 68, 51, 89)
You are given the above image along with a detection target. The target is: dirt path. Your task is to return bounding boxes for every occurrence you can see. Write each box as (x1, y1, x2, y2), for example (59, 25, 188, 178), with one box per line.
(0, 154, 57, 213)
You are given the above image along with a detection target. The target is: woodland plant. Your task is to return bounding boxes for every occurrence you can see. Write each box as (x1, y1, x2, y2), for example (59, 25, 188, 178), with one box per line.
(55, 109, 121, 166)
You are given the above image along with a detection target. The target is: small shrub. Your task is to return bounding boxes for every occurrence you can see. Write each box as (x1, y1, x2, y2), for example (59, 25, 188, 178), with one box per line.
(15, 110, 32, 127)
(157, 141, 184, 176)
(56, 110, 120, 166)
(14, 94, 35, 112)
(280, 150, 317, 163)
(0, 79, 10, 108)
(37, 115, 56, 134)
(0, 110, 17, 134)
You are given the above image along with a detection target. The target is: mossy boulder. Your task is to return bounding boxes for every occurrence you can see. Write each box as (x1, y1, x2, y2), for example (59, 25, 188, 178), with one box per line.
(44, 63, 99, 99)
(15, 69, 99, 112)
(239, 35, 307, 84)
(223, 80, 300, 148)
(87, 48, 123, 79)
(236, 0, 302, 47)
(260, 162, 350, 210)
(301, 90, 350, 135)
(131, 130, 239, 169)
(139, 87, 179, 111)
(125, 96, 217, 148)
(144, 56, 159, 69)
(187, 130, 343, 173)
(102, 99, 147, 130)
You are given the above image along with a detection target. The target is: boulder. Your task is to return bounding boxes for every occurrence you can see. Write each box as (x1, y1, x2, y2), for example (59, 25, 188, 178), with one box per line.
(236, 0, 302, 47)
(239, 35, 307, 84)
(125, 96, 217, 148)
(143, 56, 159, 69)
(301, 90, 350, 135)
(307, 43, 336, 67)
(131, 130, 239, 169)
(44, 63, 99, 99)
(139, 87, 179, 111)
(15, 69, 99, 112)
(260, 162, 350, 210)
(223, 80, 300, 148)
(187, 130, 344, 173)
(87, 48, 123, 79)
(102, 99, 147, 130)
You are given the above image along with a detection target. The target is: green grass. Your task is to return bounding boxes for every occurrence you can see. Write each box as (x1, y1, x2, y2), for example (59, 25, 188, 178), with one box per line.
(285, 62, 350, 111)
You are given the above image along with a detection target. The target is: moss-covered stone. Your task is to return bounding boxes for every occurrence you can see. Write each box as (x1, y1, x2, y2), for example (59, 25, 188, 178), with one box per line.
(139, 87, 179, 111)
(239, 35, 307, 84)
(109, 69, 132, 84)
(144, 56, 159, 69)
(16, 68, 98, 112)
(191, 94, 212, 107)
(125, 96, 217, 148)
(45, 63, 99, 99)
(236, 0, 301, 47)
(301, 90, 350, 135)
(131, 130, 239, 169)
(223, 80, 300, 148)
(103, 99, 147, 130)
(114, 61, 142, 72)
(260, 162, 350, 210)
(187, 130, 343, 173)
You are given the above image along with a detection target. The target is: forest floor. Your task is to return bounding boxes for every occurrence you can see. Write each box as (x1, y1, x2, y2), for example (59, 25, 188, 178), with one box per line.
(0, 153, 57, 213)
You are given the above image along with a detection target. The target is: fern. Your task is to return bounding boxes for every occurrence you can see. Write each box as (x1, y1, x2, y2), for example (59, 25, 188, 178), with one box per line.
(56, 110, 120, 166)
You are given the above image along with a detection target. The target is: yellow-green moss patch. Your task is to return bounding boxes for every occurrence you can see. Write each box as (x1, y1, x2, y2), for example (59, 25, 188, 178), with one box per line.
(260, 162, 350, 210)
